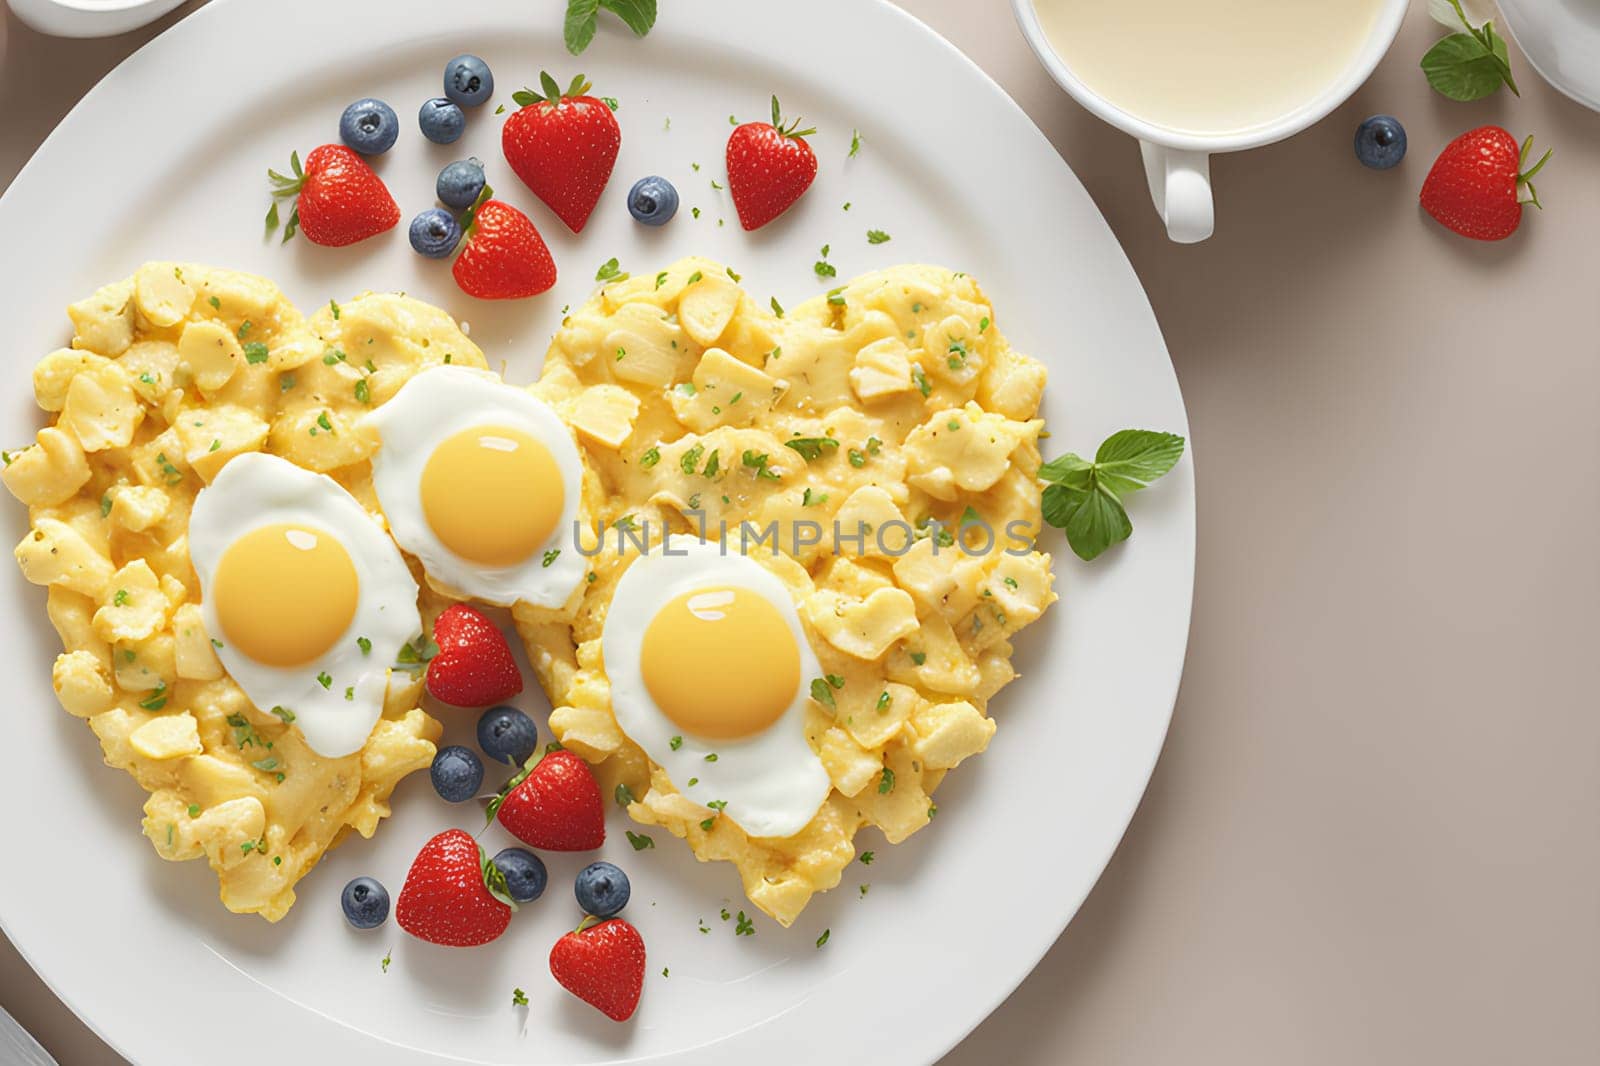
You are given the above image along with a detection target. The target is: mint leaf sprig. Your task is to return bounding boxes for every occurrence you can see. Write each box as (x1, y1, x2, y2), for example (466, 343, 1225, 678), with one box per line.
(1039, 430, 1184, 561)
(565, 0, 657, 56)
(1421, 0, 1519, 102)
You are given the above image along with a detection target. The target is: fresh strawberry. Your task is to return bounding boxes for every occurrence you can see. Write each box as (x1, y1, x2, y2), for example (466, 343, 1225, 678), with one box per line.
(726, 95, 818, 231)
(490, 748, 605, 851)
(425, 604, 524, 706)
(502, 72, 620, 233)
(264, 145, 399, 247)
(1420, 126, 1553, 242)
(451, 197, 557, 300)
(395, 829, 515, 947)
(549, 917, 646, 1021)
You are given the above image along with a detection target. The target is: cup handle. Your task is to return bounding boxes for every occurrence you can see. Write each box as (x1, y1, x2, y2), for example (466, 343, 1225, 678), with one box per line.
(1140, 141, 1214, 244)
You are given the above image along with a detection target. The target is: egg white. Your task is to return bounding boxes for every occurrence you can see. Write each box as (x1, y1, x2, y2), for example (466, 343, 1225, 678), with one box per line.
(602, 537, 832, 839)
(188, 452, 423, 758)
(364, 366, 587, 609)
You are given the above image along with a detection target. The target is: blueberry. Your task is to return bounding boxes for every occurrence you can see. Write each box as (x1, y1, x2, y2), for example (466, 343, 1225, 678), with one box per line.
(492, 847, 548, 903)
(1354, 115, 1406, 170)
(574, 861, 630, 917)
(341, 876, 389, 929)
(409, 208, 462, 259)
(627, 175, 679, 226)
(476, 705, 538, 766)
(338, 98, 399, 156)
(443, 54, 494, 108)
(418, 97, 466, 144)
(437, 158, 486, 210)
(429, 744, 484, 801)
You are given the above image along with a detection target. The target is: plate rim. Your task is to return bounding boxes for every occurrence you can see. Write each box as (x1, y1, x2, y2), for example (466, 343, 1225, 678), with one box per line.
(0, 1, 1195, 1062)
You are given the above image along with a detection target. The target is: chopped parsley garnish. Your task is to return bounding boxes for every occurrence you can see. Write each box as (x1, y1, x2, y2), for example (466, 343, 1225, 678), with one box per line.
(188, 803, 202, 816)
(702, 450, 720, 478)
(912, 367, 932, 397)
(826, 673, 845, 689)
(655, 271, 668, 290)
(669, 735, 683, 750)
(770, 296, 785, 318)
(979, 316, 991, 332)
(323, 348, 347, 364)
(357, 636, 372, 655)
(847, 448, 866, 468)
(209, 438, 221, 452)
(615, 783, 635, 807)
(595, 257, 627, 283)
(587, 571, 598, 583)
(156, 453, 184, 485)
(252, 756, 280, 772)
(687, 777, 698, 787)
(742, 450, 781, 481)
(784, 437, 839, 461)
(703, 753, 719, 762)
(354, 378, 370, 404)
(878, 768, 896, 794)
(100, 495, 112, 517)
(876, 691, 891, 712)
(237, 320, 253, 339)
(640, 446, 661, 468)
(242, 342, 270, 365)
(691, 207, 701, 219)
(802, 487, 827, 507)
(512, 987, 529, 1007)
(601, 96, 619, 110)
(329, 300, 341, 320)
(138, 683, 168, 711)
(380, 950, 390, 972)
(662, 967, 669, 977)
(687, 270, 703, 285)
(626, 830, 655, 850)
(849, 129, 863, 157)
(280, 372, 296, 392)
(317, 411, 334, 432)
(734, 911, 755, 936)
(860, 883, 871, 897)
(866, 229, 891, 244)
(860, 851, 875, 864)
(139, 371, 157, 387)
(614, 514, 637, 531)
(208, 296, 221, 310)
(826, 287, 847, 306)
(343, 686, 354, 701)
(706, 799, 728, 812)
(113, 588, 130, 606)
(680, 443, 705, 474)
(816, 928, 831, 948)
(271, 706, 296, 724)
(316, 671, 332, 689)
(1004, 576, 1019, 589)
(809, 678, 837, 709)
(928, 804, 938, 819)
(726, 266, 742, 282)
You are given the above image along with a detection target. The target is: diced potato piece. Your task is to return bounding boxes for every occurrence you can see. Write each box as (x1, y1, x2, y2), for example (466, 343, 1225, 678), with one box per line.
(114, 632, 175, 694)
(134, 263, 197, 328)
(178, 319, 243, 392)
(978, 343, 1047, 421)
(804, 586, 920, 661)
(852, 745, 931, 844)
(605, 302, 691, 387)
(16, 518, 114, 598)
(175, 404, 270, 482)
(60, 362, 143, 452)
(678, 272, 741, 346)
(1, 427, 90, 506)
(910, 700, 995, 770)
(849, 337, 916, 401)
(32, 349, 104, 411)
(902, 403, 1032, 500)
(842, 681, 917, 751)
(92, 560, 167, 643)
(569, 385, 640, 449)
(108, 485, 170, 533)
(52, 650, 114, 718)
(179, 756, 267, 808)
(172, 603, 223, 681)
(194, 797, 267, 870)
(267, 407, 373, 472)
(68, 279, 135, 356)
(130, 712, 204, 760)
(818, 727, 882, 796)
(670, 347, 780, 431)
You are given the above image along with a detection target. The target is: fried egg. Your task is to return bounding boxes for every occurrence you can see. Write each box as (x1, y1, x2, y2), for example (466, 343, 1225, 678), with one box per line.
(602, 537, 831, 839)
(189, 452, 423, 757)
(364, 366, 586, 609)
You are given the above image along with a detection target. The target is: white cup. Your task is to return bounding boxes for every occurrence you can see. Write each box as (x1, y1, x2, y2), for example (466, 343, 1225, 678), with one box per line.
(1012, 0, 1409, 243)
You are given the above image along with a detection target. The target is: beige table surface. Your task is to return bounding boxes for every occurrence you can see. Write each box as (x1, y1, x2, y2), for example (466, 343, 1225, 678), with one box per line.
(2, 1, 1597, 1063)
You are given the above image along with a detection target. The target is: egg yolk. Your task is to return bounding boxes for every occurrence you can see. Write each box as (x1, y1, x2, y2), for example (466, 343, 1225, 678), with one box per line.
(212, 523, 359, 667)
(639, 587, 801, 740)
(420, 425, 565, 567)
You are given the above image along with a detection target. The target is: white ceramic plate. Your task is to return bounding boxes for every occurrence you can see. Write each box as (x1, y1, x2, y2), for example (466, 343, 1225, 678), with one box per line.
(1498, 0, 1600, 113)
(0, 1, 1194, 1063)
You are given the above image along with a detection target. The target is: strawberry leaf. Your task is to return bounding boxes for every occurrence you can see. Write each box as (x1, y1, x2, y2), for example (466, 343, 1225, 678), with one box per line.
(564, 0, 600, 55)
(479, 843, 519, 911)
(281, 207, 300, 245)
(512, 89, 539, 108)
(289, 149, 303, 178)
(540, 70, 562, 101)
(264, 201, 280, 238)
